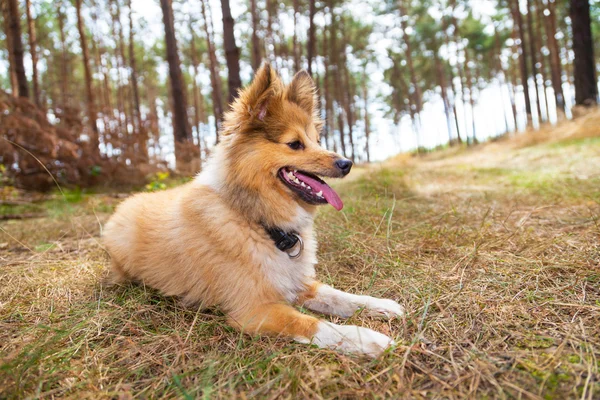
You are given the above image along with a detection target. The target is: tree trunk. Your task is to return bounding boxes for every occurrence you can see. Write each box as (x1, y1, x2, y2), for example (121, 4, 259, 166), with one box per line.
(433, 45, 453, 144)
(307, 0, 316, 76)
(25, 0, 40, 106)
(160, 0, 194, 170)
(463, 48, 477, 143)
(362, 69, 370, 163)
(220, 0, 241, 103)
(526, 0, 544, 121)
(114, 1, 131, 138)
(57, 1, 70, 107)
(570, 0, 598, 106)
(510, 0, 534, 125)
(250, 0, 261, 71)
(2, 1, 18, 98)
(7, 0, 29, 98)
(128, 0, 147, 161)
(441, 25, 462, 143)
(533, 0, 551, 120)
(543, 0, 565, 113)
(398, 0, 422, 113)
(322, 22, 333, 151)
(75, 0, 100, 158)
(293, 0, 300, 72)
(189, 18, 203, 165)
(329, 1, 346, 157)
(200, 0, 224, 143)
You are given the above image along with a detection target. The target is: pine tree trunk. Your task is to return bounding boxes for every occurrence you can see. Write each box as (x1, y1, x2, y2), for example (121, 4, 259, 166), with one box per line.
(7, 0, 29, 98)
(115, 2, 131, 138)
(56, 2, 70, 107)
(362, 69, 370, 163)
(533, 0, 551, 120)
(343, 62, 355, 162)
(250, 0, 261, 71)
(543, 0, 565, 113)
(526, 0, 544, 121)
(160, 0, 194, 171)
(322, 22, 333, 151)
(200, 0, 224, 143)
(189, 19, 203, 165)
(25, 0, 40, 106)
(398, 0, 422, 113)
(128, 0, 147, 161)
(2, 1, 18, 98)
(307, 0, 316, 76)
(266, 0, 275, 62)
(570, 0, 598, 106)
(441, 26, 462, 143)
(510, 0, 534, 125)
(329, 1, 346, 157)
(75, 0, 100, 158)
(463, 48, 477, 143)
(293, 0, 300, 72)
(433, 46, 453, 144)
(220, 0, 241, 103)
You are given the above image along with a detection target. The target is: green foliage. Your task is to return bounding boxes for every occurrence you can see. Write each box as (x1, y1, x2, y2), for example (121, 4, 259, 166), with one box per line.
(145, 171, 170, 191)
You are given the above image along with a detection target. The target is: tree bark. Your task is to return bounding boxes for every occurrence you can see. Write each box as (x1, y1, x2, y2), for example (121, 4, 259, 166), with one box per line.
(200, 0, 224, 143)
(543, 0, 565, 113)
(533, 0, 551, 120)
(293, 0, 300, 72)
(526, 0, 544, 121)
(75, 0, 100, 157)
(570, 0, 598, 105)
(7, 0, 29, 98)
(510, 0, 534, 124)
(2, 1, 18, 98)
(25, 0, 40, 106)
(433, 45, 453, 144)
(189, 18, 203, 165)
(160, 0, 194, 169)
(57, 1, 70, 107)
(322, 21, 333, 151)
(362, 69, 370, 163)
(128, 0, 147, 161)
(307, 0, 316, 76)
(398, 0, 422, 113)
(220, 0, 241, 103)
(250, 0, 261, 71)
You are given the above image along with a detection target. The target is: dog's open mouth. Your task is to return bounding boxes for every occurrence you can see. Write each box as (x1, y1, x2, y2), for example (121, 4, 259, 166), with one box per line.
(278, 167, 344, 211)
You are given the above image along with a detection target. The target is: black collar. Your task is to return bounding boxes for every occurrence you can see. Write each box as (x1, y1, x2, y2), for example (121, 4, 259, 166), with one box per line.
(263, 225, 300, 252)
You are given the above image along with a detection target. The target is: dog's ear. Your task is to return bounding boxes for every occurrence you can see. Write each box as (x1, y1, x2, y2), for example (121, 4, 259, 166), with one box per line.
(241, 62, 282, 121)
(286, 70, 318, 115)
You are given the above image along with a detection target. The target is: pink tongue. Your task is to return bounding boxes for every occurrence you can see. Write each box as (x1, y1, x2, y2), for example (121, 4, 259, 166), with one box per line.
(294, 171, 344, 211)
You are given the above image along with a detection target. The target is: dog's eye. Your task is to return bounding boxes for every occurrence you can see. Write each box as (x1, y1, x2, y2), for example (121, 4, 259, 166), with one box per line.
(287, 141, 304, 150)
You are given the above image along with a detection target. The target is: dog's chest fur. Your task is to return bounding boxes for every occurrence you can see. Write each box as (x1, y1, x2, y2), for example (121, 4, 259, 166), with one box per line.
(258, 209, 318, 303)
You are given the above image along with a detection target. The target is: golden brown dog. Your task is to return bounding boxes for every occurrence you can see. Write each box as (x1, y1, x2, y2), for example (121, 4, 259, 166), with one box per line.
(103, 64, 403, 357)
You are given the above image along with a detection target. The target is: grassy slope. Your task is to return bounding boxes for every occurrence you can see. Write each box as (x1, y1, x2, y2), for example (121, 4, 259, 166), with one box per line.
(1, 111, 599, 399)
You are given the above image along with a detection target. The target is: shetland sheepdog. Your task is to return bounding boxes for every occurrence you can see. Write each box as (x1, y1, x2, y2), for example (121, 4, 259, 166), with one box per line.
(103, 64, 403, 357)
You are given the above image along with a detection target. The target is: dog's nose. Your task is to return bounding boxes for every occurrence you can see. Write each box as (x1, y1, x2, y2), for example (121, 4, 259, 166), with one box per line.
(335, 159, 353, 176)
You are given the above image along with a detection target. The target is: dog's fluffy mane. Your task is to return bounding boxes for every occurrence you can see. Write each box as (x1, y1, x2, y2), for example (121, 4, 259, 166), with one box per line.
(196, 64, 325, 231)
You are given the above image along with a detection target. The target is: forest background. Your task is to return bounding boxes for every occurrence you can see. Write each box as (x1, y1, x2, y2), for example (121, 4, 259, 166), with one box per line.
(0, 0, 598, 188)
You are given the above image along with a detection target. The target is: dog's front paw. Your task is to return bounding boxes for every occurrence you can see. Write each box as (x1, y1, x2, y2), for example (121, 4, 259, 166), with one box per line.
(362, 297, 404, 319)
(307, 321, 395, 358)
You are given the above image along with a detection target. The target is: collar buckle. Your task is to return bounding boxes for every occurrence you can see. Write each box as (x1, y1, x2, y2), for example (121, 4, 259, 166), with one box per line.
(264, 226, 304, 259)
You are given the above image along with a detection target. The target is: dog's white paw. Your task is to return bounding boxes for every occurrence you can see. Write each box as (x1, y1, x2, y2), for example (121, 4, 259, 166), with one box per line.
(304, 321, 395, 358)
(361, 297, 404, 319)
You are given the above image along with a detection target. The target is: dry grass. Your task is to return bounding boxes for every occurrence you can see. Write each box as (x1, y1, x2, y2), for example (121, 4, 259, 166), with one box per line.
(1, 113, 600, 399)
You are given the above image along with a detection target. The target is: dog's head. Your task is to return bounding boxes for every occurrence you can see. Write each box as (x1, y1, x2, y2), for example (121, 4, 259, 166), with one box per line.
(220, 63, 352, 213)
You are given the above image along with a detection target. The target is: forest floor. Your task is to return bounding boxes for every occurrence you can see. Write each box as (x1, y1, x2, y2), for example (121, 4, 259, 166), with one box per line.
(1, 110, 600, 399)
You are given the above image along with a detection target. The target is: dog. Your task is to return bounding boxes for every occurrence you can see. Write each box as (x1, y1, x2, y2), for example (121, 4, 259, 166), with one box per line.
(102, 63, 403, 357)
